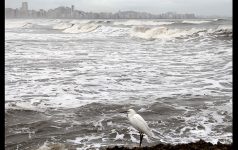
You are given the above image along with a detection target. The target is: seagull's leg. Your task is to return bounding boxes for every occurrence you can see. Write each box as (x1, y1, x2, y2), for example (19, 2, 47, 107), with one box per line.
(139, 132, 144, 147)
(139, 133, 142, 147)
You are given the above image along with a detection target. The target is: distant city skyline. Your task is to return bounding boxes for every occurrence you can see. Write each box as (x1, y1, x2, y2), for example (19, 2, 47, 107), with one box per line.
(5, 0, 232, 17)
(5, 2, 197, 19)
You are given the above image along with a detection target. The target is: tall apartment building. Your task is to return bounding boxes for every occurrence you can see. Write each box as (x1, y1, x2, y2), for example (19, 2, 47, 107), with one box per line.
(71, 5, 74, 17)
(21, 1, 29, 17)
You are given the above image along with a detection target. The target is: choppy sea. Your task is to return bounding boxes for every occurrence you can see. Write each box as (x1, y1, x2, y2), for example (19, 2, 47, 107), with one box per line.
(5, 18, 232, 150)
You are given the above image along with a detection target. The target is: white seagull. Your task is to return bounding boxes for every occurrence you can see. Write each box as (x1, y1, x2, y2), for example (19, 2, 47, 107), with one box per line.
(121, 109, 153, 147)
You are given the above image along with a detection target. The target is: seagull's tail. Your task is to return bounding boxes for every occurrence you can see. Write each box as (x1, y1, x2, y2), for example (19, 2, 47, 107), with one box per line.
(145, 129, 154, 137)
(149, 131, 168, 143)
(151, 134, 162, 140)
(145, 129, 166, 143)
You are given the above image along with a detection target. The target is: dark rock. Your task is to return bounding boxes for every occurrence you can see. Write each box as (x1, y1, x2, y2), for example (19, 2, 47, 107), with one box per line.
(105, 139, 232, 150)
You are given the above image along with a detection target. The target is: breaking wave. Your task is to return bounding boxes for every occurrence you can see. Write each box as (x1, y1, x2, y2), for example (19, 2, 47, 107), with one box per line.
(213, 25, 232, 35)
(62, 23, 101, 33)
(130, 26, 190, 40)
(130, 25, 232, 40)
(53, 22, 74, 30)
(5, 19, 232, 40)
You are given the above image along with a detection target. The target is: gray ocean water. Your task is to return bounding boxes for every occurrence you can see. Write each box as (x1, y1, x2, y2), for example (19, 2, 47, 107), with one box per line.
(5, 18, 232, 150)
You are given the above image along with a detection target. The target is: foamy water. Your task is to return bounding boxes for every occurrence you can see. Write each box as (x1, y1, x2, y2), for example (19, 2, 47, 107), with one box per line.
(5, 18, 232, 150)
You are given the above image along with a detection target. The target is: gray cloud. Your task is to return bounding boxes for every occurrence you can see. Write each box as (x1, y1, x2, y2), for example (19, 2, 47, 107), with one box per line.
(5, 0, 232, 16)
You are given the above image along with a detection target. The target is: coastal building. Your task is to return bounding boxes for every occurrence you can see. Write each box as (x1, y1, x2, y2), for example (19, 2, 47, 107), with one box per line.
(20, 1, 29, 17)
(71, 5, 74, 17)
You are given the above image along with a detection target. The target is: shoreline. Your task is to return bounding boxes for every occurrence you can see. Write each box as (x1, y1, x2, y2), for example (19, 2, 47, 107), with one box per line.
(105, 140, 232, 150)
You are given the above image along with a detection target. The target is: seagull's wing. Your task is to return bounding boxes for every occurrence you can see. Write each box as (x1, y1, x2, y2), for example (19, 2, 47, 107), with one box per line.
(128, 114, 153, 137)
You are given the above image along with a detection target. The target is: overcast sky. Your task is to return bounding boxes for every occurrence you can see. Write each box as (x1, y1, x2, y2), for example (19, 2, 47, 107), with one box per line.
(5, 0, 232, 17)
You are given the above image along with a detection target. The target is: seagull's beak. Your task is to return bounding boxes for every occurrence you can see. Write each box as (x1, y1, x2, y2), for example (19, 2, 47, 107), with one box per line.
(120, 111, 128, 113)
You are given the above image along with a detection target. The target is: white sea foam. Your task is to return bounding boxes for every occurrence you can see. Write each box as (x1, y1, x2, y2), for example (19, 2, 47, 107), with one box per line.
(113, 20, 174, 26)
(216, 25, 232, 30)
(5, 101, 47, 112)
(69, 20, 91, 24)
(114, 132, 124, 141)
(5, 20, 32, 28)
(36, 142, 68, 150)
(182, 20, 212, 24)
(171, 100, 232, 144)
(67, 135, 102, 150)
(68, 135, 102, 144)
